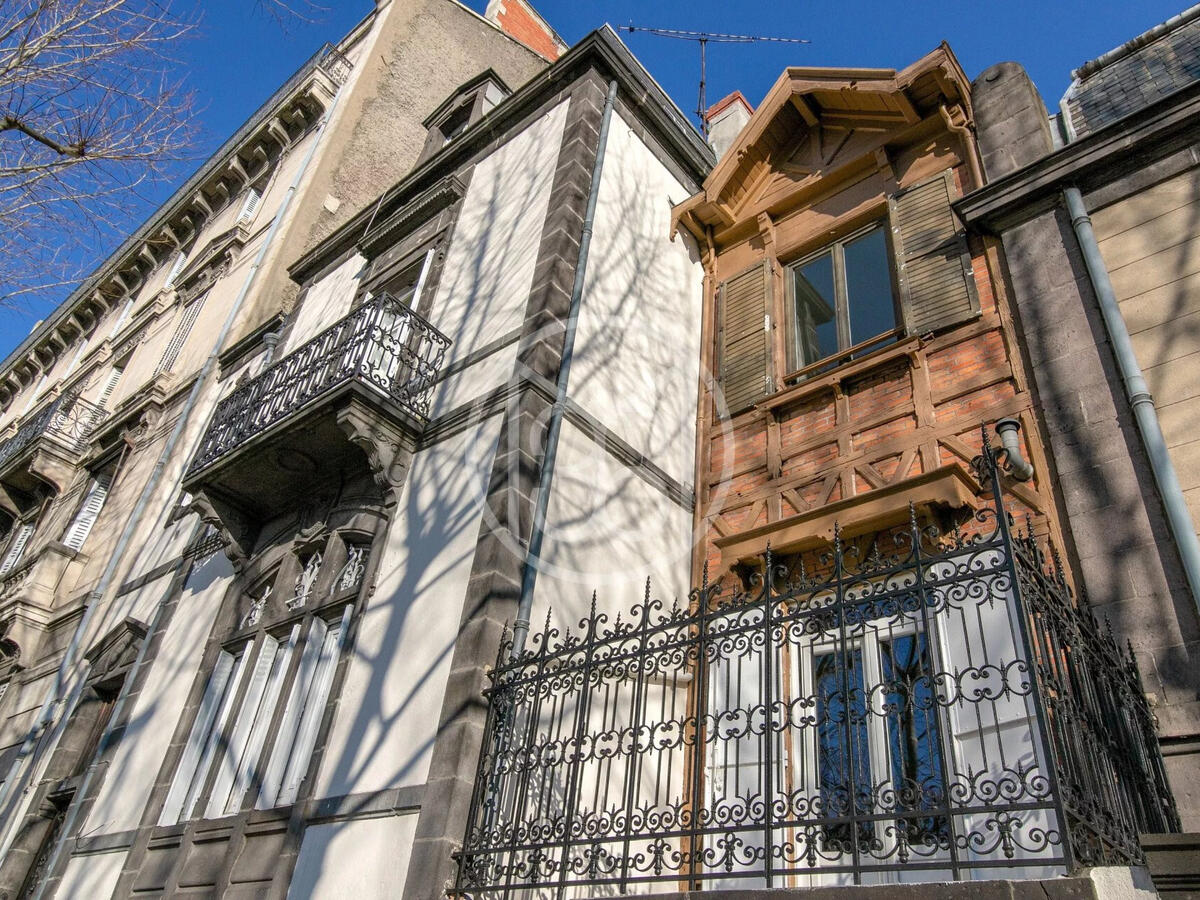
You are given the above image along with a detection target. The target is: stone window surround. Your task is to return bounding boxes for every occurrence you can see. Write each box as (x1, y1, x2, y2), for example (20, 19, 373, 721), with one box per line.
(158, 522, 379, 827)
(103, 496, 388, 896)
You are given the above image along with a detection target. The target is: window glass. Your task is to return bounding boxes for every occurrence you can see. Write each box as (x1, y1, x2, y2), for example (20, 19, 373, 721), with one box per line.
(790, 223, 899, 373)
(815, 647, 872, 848)
(793, 251, 838, 367)
(879, 632, 947, 842)
(843, 226, 897, 352)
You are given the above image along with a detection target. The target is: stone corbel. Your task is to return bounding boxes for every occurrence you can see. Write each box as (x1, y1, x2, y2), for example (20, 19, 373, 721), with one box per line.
(336, 399, 419, 506)
(190, 490, 255, 573)
(27, 447, 76, 495)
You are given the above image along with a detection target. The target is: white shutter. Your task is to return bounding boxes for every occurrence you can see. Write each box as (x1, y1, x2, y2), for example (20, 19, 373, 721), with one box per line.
(206, 637, 277, 819)
(236, 188, 261, 226)
(62, 473, 111, 552)
(0, 523, 35, 576)
(159, 650, 237, 825)
(108, 299, 134, 338)
(65, 341, 87, 376)
(260, 605, 350, 808)
(179, 642, 252, 821)
(156, 295, 206, 374)
(96, 366, 123, 409)
(164, 251, 187, 289)
(223, 627, 297, 815)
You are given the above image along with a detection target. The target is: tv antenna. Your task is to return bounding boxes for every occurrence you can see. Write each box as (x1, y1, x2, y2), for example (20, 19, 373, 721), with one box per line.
(617, 24, 811, 136)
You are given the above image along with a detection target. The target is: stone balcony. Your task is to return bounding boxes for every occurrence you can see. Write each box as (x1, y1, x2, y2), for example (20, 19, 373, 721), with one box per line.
(0, 541, 79, 669)
(0, 393, 108, 516)
(182, 292, 450, 566)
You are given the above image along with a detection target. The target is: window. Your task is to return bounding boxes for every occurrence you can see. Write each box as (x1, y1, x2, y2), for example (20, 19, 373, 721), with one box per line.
(715, 171, 980, 414)
(704, 583, 950, 880)
(0, 521, 35, 576)
(160, 605, 351, 823)
(160, 532, 372, 823)
(810, 630, 946, 851)
(419, 70, 511, 163)
(62, 471, 113, 552)
(790, 223, 899, 369)
(156, 293, 206, 374)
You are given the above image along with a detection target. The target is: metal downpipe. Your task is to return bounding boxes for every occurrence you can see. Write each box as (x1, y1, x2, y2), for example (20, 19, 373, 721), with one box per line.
(1063, 186, 1200, 618)
(511, 79, 619, 657)
(0, 77, 348, 868)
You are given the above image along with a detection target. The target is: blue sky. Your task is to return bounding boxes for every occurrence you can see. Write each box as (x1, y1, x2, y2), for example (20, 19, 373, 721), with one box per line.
(0, 0, 1188, 356)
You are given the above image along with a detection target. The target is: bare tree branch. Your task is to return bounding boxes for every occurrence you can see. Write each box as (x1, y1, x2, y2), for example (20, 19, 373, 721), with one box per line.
(0, 0, 203, 308)
(256, 0, 328, 29)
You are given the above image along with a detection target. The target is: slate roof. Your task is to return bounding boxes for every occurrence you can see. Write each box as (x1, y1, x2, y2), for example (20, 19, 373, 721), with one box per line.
(1065, 5, 1200, 138)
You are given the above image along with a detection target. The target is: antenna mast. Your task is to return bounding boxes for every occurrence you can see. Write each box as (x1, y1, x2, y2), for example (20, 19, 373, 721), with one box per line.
(617, 25, 811, 136)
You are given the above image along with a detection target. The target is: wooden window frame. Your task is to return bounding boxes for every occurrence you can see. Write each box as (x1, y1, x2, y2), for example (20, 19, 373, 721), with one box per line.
(784, 218, 903, 377)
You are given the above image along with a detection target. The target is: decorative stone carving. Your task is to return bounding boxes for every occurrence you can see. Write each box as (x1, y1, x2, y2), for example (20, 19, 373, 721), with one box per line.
(190, 490, 255, 573)
(83, 617, 147, 684)
(335, 399, 419, 505)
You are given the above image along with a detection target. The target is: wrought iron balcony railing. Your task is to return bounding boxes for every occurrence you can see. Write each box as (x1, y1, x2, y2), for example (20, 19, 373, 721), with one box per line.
(188, 293, 450, 476)
(0, 393, 107, 473)
(455, 439, 1179, 895)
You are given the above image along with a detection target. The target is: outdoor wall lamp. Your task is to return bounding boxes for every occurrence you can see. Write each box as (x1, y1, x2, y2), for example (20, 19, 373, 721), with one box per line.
(994, 417, 1035, 481)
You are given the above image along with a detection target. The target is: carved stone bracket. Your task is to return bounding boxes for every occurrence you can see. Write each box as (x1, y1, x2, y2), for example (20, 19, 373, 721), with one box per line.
(336, 398, 419, 506)
(190, 490, 256, 573)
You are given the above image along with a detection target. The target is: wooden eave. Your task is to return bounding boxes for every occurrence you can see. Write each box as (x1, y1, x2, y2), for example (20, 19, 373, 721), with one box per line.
(672, 43, 972, 244)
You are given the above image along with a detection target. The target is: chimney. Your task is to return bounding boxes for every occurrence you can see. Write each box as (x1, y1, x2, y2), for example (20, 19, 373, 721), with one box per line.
(483, 0, 568, 61)
(706, 91, 754, 161)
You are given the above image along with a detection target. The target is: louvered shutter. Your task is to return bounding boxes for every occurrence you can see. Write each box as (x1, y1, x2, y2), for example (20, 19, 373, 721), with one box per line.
(0, 523, 34, 575)
(157, 294, 205, 374)
(63, 473, 111, 551)
(164, 251, 187, 289)
(717, 262, 773, 415)
(237, 188, 261, 226)
(108, 298, 134, 337)
(97, 366, 123, 409)
(889, 171, 980, 336)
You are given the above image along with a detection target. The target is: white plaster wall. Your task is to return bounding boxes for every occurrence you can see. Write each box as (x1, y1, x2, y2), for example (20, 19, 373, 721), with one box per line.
(288, 813, 417, 899)
(533, 419, 694, 626)
(426, 99, 568, 418)
(314, 416, 501, 798)
(56, 848, 126, 899)
(570, 111, 703, 487)
(283, 253, 365, 353)
(82, 552, 231, 834)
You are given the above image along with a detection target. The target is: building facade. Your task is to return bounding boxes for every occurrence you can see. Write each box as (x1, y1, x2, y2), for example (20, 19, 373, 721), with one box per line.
(959, 9, 1200, 880)
(447, 39, 1179, 899)
(0, 2, 1195, 898)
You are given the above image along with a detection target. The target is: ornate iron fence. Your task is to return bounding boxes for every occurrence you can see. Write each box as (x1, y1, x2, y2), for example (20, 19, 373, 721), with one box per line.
(0, 393, 106, 473)
(455, 440, 1179, 896)
(187, 292, 449, 475)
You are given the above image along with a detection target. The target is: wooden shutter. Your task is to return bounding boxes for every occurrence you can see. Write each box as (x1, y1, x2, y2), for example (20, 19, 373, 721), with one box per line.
(0, 523, 34, 575)
(237, 187, 261, 226)
(717, 262, 773, 415)
(63, 473, 111, 552)
(156, 294, 205, 374)
(97, 366, 123, 409)
(164, 251, 187, 288)
(889, 171, 980, 336)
